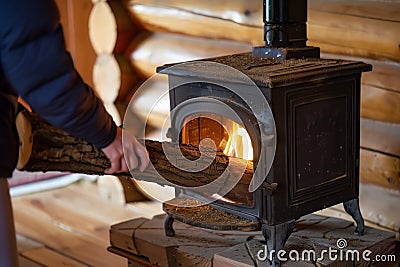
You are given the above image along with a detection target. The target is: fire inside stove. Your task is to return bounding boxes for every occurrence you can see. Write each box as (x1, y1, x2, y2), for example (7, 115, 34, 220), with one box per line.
(181, 114, 254, 206)
(182, 115, 253, 161)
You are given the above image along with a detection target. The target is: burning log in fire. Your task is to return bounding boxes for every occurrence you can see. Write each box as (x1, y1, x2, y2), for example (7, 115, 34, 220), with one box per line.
(16, 111, 254, 205)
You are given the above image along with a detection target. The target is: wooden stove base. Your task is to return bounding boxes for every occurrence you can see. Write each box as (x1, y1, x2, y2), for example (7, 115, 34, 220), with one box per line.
(109, 214, 397, 267)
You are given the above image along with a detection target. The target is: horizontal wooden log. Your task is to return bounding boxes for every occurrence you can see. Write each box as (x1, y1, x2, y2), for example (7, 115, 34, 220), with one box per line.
(360, 149, 400, 191)
(89, 0, 137, 54)
(361, 118, 400, 158)
(128, 32, 251, 78)
(307, 1, 400, 62)
(309, 0, 399, 22)
(16, 111, 253, 205)
(322, 53, 400, 93)
(125, 0, 400, 62)
(126, 0, 262, 27)
(362, 60, 400, 93)
(361, 84, 400, 124)
(126, 2, 263, 45)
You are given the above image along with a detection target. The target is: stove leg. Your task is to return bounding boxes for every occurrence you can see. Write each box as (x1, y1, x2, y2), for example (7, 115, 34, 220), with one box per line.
(164, 214, 175, 237)
(261, 220, 295, 267)
(343, 198, 364, 235)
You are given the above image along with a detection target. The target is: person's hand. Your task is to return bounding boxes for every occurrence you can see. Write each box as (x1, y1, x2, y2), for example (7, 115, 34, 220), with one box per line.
(102, 127, 149, 174)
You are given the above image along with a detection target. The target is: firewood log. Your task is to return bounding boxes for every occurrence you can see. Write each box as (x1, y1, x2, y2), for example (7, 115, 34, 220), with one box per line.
(89, 0, 136, 54)
(125, 0, 400, 61)
(15, 111, 254, 204)
(128, 32, 251, 78)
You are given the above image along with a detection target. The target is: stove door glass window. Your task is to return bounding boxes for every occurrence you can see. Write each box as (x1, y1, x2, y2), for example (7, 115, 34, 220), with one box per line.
(181, 113, 254, 206)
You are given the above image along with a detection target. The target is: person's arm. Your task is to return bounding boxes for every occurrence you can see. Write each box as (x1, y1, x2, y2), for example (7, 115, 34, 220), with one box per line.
(0, 0, 148, 173)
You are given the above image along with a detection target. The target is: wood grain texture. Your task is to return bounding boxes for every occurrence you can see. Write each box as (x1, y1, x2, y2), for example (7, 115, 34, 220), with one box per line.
(12, 182, 163, 267)
(128, 32, 251, 78)
(361, 60, 400, 93)
(360, 149, 400, 191)
(361, 118, 400, 158)
(93, 53, 138, 103)
(13, 195, 127, 266)
(89, 0, 136, 54)
(18, 256, 42, 267)
(21, 247, 86, 267)
(111, 214, 256, 267)
(110, 214, 396, 267)
(361, 84, 400, 124)
(125, 0, 400, 61)
(322, 53, 400, 93)
(308, 5, 400, 62)
(16, 235, 43, 253)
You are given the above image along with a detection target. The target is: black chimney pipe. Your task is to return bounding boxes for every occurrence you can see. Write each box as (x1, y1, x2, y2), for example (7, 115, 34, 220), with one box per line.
(264, 0, 307, 47)
(253, 0, 320, 59)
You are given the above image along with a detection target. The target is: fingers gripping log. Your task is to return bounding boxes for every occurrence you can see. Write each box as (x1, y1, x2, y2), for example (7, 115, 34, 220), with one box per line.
(15, 111, 254, 204)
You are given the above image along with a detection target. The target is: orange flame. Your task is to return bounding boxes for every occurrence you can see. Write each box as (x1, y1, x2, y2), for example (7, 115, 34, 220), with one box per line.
(223, 124, 253, 160)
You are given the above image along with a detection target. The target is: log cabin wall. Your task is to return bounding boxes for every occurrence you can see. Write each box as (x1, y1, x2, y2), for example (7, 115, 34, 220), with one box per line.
(84, 0, 399, 233)
(55, 0, 96, 90)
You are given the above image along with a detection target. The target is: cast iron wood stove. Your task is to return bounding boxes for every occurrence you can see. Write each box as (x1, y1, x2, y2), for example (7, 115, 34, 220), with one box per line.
(155, 0, 372, 265)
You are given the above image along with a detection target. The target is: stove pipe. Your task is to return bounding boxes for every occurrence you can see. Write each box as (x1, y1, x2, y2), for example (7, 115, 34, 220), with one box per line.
(264, 0, 307, 47)
(254, 0, 319, 59)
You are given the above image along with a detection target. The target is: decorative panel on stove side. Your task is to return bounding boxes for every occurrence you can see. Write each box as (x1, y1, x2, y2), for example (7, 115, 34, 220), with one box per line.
(267, 75, 361, 225)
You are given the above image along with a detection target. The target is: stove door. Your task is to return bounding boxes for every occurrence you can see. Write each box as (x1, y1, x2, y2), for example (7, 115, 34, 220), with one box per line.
(169, 94, 267, 218)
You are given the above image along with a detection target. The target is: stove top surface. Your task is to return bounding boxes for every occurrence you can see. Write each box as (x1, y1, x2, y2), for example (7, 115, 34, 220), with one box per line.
(158, 52, 372, 88)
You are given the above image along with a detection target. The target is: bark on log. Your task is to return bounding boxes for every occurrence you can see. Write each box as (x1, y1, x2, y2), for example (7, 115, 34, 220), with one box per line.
(125, 0, 400, 62)
(16, 111, 111, 175)
(128, 32, 251, 78)
(16, 111, 253, 204)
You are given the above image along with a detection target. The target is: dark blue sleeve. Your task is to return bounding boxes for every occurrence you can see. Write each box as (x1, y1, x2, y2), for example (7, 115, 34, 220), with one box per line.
(0, 0, 116, 148)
